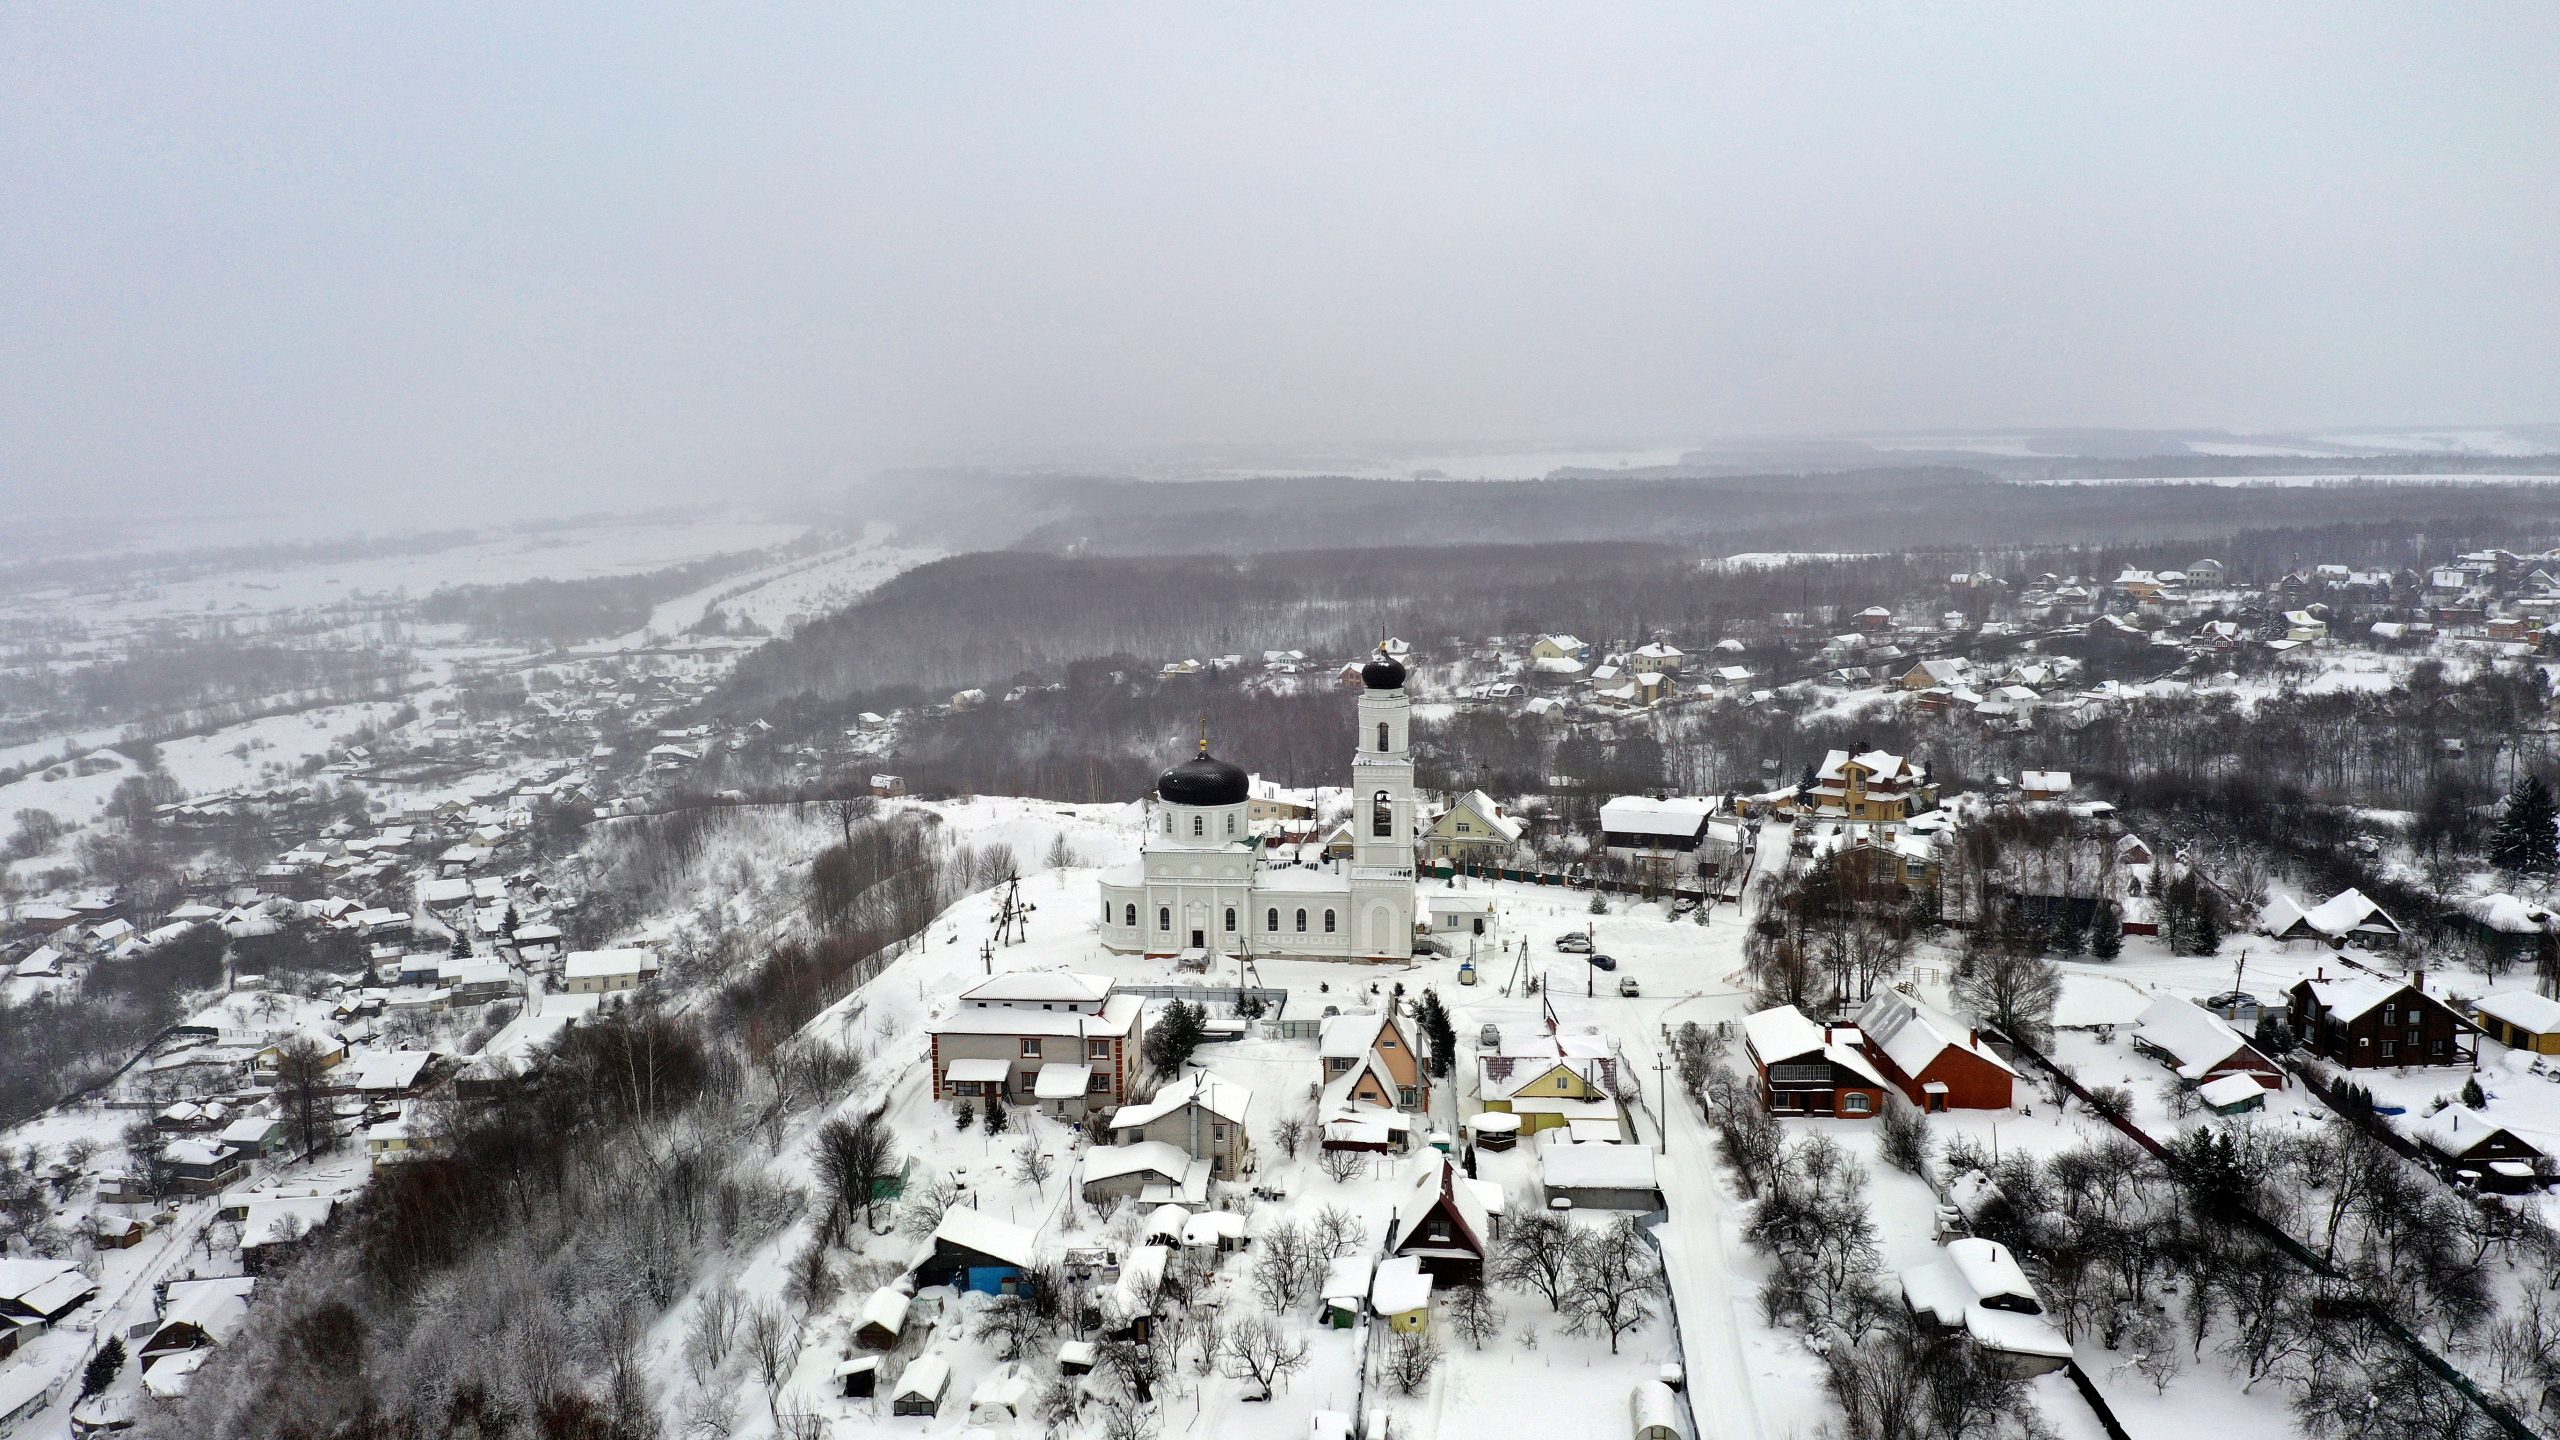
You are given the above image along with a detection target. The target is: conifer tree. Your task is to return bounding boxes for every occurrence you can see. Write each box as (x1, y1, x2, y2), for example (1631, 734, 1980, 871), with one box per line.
(2489, 775, 2559, 876)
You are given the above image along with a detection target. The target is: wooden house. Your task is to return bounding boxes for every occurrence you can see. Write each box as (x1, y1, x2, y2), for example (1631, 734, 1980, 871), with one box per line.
(2286, 976, 2475, 1070)
(1385, 1153, 1496, 1284)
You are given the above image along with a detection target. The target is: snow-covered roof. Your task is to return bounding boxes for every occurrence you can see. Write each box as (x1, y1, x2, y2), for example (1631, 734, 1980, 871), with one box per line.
(2265, 889, 2399, 940)
(944, 1058, 1011, 1085)
(2411, 1105, 2530, 1161)
(931, 1207, 1038, 1269)
(1857, 989, 2014, 1081)
(561, 947, 659, 979)
(1322, 1252, 1374, 1305)
(2133, 996, 2259, 1081)
(2464, 894, 2558, 935)
(1082, 1142, 1199, 1185)
(1740, 1004, 1828, 1063)
(152, 1276, 255, 1348)
(0, 1258, 92, 1316)
(1388, 1153, 1489, 1259)
(2196, 1073, 2266, 1109)
(1598, 796, 1715, 838)
(2475, 990, 2560, 1036)
(960, 970, 1114, 1006)
(1899, 1239, 2068, 1361)
(2291, 974, 2402, 1023)
(1032, 1063, 1093, 1100)
(1110, 1070, 1250, 1130)
(1539, 1140, 1658, 1192)
(892, 1354, 950, 1402)
(1370, 1254, 1432, 1314)
(1319, 1012, 1392, 1060)
(1443, 789, 1523, 842)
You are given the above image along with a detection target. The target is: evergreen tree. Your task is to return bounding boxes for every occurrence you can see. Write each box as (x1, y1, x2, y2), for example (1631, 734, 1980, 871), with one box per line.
(2490, 775, 2560, 876)
(1413, 989, 1458, 1080)
(2462, 1076, 2487, 1109)
(81, 1336, 124, 1398)
(982, 1097, 1010, 1136)
(2087, 900, 2124, 960)
(1144, 1000, 1209, 1074)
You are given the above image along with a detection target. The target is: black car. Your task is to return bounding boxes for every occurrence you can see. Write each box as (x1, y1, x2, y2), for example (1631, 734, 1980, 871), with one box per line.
(1586, 953, 1618, 971)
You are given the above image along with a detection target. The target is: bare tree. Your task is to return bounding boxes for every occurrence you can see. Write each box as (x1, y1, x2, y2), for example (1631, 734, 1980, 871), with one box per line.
(1496, 1206, 1583, 1311)
(1044, 830, 1077, 871)
(1875, 1092, 1932, 1178)
(1951, 949, 2062, 1049)
(742, 1301, 796, 1413)
(977, 1294, 1051, 1362)
(1309, 1203, 1364, 1258)
(1271, 1114, 1307, 1158)
(1250, 1221, 1325, 1309)
(1013, 1139, 1054, 1193)
(1562, 1217, 1666, 1353)
(1318, 1146, 1364, 1183)
(1446, 1284, 1507, 1350)
(815, 1107, 902, 1239)
(683, 1281, 743, 1385)
(899, 1174, 964, 1237)
(1216, 1313, 1311, 1400)
(1383, 1330, 1444, 1394)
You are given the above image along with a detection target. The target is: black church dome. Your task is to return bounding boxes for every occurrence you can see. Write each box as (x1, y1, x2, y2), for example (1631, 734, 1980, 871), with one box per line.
(1157, 750, 1250, 807)
(1361, 651, 1408, 689)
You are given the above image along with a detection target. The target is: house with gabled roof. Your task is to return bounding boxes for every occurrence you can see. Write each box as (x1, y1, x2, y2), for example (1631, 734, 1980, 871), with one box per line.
(1425, 789, 1523, 864)
(2131, 996, 2283, 1090)
(1319, 1011, 1419, 1108)
(1386, 1153, 1496, 1283)
(2262, 889, 2402, 949)
(1742, 1004, 1890, 1117)
(930, 970, 1145, 1119)
(1108, 1070, 1252, 1177)
(2287, 975, 2474, 1070)
(1855, 988, 2014, 1111)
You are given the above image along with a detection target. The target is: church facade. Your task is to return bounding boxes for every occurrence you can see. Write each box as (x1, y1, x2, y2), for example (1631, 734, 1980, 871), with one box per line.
(1098, 651, 1418, 962)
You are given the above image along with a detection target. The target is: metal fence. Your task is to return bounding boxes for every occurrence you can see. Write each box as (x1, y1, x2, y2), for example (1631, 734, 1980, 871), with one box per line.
(1632, 1208, 1708, 1440)
(1110, 983, 1291, 1017)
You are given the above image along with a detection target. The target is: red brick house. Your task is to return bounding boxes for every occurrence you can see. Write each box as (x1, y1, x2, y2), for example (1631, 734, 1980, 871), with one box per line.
(1740, 1004, 1890, 1118)
(1855, 989, 2015, 1111)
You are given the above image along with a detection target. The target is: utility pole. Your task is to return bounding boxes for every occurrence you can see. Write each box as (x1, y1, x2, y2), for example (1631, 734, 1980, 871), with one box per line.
(1654, 1052, 1670, 1154)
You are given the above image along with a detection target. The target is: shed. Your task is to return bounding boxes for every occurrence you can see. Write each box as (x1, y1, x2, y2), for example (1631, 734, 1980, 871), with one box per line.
(1370, 1255, 1434, 1332)
(919, 1208, 1039, 1295)
(1539, 1139, 1663, 1211)
(855, 1285, 911, 1349)
(970, 1366, 1034, 1422)
(834, 1355, 879, 1398)
(1468, 1111, 1521, 1151)
(891, 1354, 951, 1416)
(1057, 1339, 1098, 1376)
(2196, 1073, 2266, 1115)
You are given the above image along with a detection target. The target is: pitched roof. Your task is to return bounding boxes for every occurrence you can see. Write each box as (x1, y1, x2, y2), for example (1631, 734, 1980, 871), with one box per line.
(2475, 990, 2560, 1036)
(930, 1207, 1038, 1269)
(2133, 996, 2262, 1081)
(1110, 1071, 1251, 1130)
(1857, 989, 2014, 1081)
(960, 970, 1114, 1006)
(1388, 1153, 1490, 1260)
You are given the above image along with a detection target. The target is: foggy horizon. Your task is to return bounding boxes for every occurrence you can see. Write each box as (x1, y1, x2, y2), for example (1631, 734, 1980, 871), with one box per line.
(6, 5, 2557, 525)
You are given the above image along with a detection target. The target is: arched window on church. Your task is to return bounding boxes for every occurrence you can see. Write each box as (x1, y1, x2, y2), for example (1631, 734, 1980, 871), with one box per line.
(1191, 815, 1203, 838)
(1323, 909, 1337, 933)
(1124, 904, 1136, 927)
(1372, 790, 1392, 838)
(1294, 908, 1307, 933)
(1224, 907, 1236, 932)
(1378, 721, 1390, 753)
(1158, 907, 1170, 932)
(1266, 907, 1279, 931)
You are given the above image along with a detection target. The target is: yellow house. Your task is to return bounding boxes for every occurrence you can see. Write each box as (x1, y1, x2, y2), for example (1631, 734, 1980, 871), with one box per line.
(1371, 1256, 1433, 1333)
(1425, 790, 1523, 863)
(2474, 993, 2560, 1055)
(1477, 1057, 1616, 1135)
(1628, 642, 1684, 676)
(1529, 634, 1587, 665)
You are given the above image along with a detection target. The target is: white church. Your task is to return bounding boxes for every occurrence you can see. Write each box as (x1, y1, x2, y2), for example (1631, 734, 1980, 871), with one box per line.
(1098, 649, 1419, 962)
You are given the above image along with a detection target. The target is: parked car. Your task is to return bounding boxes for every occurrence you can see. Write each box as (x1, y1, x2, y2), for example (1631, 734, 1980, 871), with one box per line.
(1618, 976, 1641, 997)
(1587, 953, 1618, 971)
(1479, 1022, 1502, 1049)
(1413, 937, 1450, 957)
(1554, 933, 1593, 954)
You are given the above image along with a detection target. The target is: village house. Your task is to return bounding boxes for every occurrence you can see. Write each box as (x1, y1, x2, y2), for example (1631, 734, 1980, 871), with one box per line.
(1596, 795, 1718, 879)
(2286, 976, 2476, 1070)
(2472, 991, 2560, 1055)
(1741, 1004, 1890, 1118)
(2262, 889, 2403, 949)
(1424, 789, 1524, 864)
(1475, 1026, 1623, 1139)
(1107, 1070, 1252, 1178)
(1901, 1238, 2070, 1377)
(1537, 1139, 1662, 1211)
(1804, 749, 1935, 824)
(1319, 1011, 1422, 1108)
(1078, 1142, 1209, 1208)
(1385, 1153, 1498, 1284)
(1855, 988, 2015, 1111)
(929, 970, 1146, 1118)
(561, 947, 661, 995)
(2131, 996, 2284, 1090)
(0, 1259, 97, 1326)
(2410, 1106, 2546, 1193)
(1627, 641, 1684, 676)
(915, 1208, 1039, 1296)
(2018, 770, 2072, 803)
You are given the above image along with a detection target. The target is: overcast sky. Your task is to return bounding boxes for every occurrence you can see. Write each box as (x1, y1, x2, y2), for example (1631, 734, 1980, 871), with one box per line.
(4, 6, 2555, 522)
